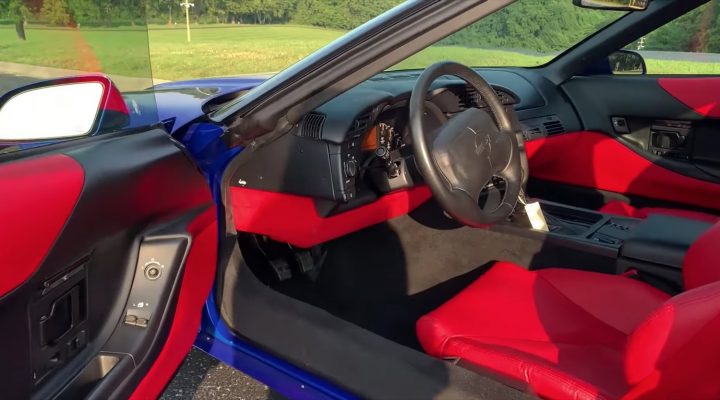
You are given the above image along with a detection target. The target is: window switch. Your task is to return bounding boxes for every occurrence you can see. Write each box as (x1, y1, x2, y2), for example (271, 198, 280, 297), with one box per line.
(124, 314, 137, 325)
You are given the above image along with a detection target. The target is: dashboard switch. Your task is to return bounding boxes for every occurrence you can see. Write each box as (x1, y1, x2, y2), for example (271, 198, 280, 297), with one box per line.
(611, 117, 629, 134)
(143, 260, 163, 281)
(344, 160, 358, 177)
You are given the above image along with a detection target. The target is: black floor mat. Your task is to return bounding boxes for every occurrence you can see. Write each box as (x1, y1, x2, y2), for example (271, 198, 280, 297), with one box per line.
(221, 255, 536, 400)
(272, 200, 546, 349)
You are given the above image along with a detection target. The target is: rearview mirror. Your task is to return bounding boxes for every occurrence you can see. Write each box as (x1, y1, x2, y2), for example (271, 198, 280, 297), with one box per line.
(0, 75, 129, 141)
(573, 0, 649, 11)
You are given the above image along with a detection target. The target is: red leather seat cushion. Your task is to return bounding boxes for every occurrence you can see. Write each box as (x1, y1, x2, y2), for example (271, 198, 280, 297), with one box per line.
(600, 200, 719, 223)
(417, 262, 670, 400)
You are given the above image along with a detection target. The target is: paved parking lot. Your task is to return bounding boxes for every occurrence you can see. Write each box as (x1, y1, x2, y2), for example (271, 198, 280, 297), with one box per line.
(162, 348, 284, 400)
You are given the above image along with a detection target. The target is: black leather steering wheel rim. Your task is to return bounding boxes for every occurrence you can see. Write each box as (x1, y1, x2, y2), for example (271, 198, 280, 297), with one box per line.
(409, 61, 522, 226)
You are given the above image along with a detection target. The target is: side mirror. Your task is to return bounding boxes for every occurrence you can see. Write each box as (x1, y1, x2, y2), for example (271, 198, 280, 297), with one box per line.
(0, 75, 129, 142)
(609, 50, 647, 75)
(573, 0, 648, 11)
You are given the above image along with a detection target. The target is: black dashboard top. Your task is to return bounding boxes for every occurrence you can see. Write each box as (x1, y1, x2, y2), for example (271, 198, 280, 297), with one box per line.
(309, 68, 547, 144)
(233, 65, 585, 209)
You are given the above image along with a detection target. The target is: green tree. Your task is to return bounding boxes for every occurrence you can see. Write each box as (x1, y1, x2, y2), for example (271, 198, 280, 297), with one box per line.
(8, 0, 29, 40)
(293, 0, 399, 30)
(438, 0, 617, 53)
(642, 0, 720, 53)
(41, 0, 72, 25)
(67, 0, 100, 25)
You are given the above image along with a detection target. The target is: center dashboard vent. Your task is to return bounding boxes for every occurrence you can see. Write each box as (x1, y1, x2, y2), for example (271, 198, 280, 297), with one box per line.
(543, 119, 566, 135)
(299, 112, 326, 140)
(456, 86, 517, 110)
(459, 86, 481, 109)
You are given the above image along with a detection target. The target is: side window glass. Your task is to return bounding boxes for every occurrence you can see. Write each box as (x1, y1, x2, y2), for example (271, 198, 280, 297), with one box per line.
(625, 0, 720, 74)
(0, 1, 156, 154)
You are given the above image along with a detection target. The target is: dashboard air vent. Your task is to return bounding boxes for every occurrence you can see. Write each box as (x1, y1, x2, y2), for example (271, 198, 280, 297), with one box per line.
(351, 113, 372, 135)
(300, 112, 326, 140)
(459, 86, 481, 109)
(521, 115, 566, 140)
(457, 86, 517, 110)
(543, 119, 566, 135)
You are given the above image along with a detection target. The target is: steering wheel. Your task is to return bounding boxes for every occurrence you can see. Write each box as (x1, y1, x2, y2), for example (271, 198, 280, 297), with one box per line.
(409, 62, 522, 227)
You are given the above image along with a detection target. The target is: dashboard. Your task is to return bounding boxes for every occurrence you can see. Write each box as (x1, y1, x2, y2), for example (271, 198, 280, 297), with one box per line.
(231, 68, 582, 216)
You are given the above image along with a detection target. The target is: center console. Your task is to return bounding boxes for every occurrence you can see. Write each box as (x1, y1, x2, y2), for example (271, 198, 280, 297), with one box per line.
(536, 201, 642, 258)
(542, 202, 639, 244)
(521, 201, 713, 292)
(618, 215, 712, 285)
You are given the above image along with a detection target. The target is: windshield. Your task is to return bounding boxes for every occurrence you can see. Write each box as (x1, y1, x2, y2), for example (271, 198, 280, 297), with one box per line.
(391, 0, 627, 70)
(139, 0, 626, 79)
(146, 1, 403, 81)
(1, 1, 627, 89)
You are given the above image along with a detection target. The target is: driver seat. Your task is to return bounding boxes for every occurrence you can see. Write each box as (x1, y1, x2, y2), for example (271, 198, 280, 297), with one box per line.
(417, 222, 720, 400)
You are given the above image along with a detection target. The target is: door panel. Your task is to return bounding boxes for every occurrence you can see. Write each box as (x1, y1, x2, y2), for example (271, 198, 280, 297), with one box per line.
(0, 155, 84, 297)
(658, 78, 720, 118)
(526, 131, 720, 211)
(0, 129, 216, 400)
(526, 76, 720, 211)
(561, 76, 702, 133)
(130, 208, 217, 399)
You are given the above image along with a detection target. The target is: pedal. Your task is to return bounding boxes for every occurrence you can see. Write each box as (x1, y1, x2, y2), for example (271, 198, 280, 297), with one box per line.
(268, 257, 292, 281)
(294, 250, 315, 274)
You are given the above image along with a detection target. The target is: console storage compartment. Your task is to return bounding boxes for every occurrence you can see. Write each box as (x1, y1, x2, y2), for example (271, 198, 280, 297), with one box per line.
(541, 201, 641, 249)
(542, 203, 604, 236)
(496, 201, 642, 267)
(619, 215, 711, 287)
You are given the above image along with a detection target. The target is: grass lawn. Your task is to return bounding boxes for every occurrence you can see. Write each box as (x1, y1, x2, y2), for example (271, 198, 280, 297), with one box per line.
(393, 47, 553, 70)
(0, 25, 152, 77)
(1, 24, 720, 81)
(645, 59, 720, 75)
(147, 24, 344, 80)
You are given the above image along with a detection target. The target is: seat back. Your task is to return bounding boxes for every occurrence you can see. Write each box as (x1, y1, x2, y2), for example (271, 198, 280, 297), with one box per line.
(623, 222, 720, 399)
(683, 221, 720, 290)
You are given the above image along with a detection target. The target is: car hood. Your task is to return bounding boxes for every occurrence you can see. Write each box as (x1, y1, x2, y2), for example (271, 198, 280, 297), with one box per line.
(123, 76, 267, 134)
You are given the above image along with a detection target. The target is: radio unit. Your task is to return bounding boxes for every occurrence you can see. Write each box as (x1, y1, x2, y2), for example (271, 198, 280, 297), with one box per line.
(648, 120, 692, 160)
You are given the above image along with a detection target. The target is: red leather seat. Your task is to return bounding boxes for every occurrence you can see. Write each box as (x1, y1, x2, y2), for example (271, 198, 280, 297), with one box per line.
(600, 200, 719, 223)
(417, 222, 720, 400)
